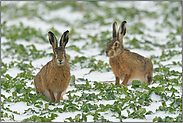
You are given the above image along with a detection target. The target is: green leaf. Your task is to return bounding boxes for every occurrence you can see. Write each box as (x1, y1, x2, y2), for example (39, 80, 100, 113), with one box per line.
(132, 80, 141, 88)
(135, 108, 146, 115)
(4, 74, 12, 80)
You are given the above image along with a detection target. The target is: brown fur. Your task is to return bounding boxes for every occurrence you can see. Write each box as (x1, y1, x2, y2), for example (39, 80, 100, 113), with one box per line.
(34, 30, 70, 102)
(105, 21, 153, 86)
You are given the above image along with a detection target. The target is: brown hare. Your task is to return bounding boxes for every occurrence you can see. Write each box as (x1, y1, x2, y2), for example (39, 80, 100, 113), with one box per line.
(105, 21, 153, 86)
(34, 30, 70, 103)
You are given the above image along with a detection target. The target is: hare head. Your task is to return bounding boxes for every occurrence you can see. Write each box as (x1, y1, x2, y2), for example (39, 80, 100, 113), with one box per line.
(105, 21, 127, 58)
(48, 30, 69, 66)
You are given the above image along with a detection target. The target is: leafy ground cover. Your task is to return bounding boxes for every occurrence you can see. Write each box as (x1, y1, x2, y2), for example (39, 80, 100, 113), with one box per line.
(1, 1, 182, 122)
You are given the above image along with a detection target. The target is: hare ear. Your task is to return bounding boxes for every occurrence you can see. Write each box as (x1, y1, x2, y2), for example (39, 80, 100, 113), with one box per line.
(60, 30, 69, 48)
(48, 31, 58, 50)
(117, 21, 127, 43)
(113, 22, 117, 39)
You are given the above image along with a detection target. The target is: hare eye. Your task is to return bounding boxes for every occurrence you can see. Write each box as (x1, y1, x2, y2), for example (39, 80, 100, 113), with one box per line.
(55, 54, 58, 58)
(114, 42, 118, 46)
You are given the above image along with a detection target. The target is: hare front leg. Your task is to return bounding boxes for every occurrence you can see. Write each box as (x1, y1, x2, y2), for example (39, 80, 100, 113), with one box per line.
(55, 91, 63, 102)
(48, 89, 55, 102)
(115, 76, 120, 85)
(121, 74, 131, 86)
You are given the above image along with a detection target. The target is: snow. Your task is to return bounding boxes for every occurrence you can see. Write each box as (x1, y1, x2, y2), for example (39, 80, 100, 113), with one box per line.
(5, 68, 24, 78)
(84, 71, 114, 82)
(42, 6, 84, 24)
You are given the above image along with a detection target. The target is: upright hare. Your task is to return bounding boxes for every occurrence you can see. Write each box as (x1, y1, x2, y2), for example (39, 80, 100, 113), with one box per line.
(34, 30, 70, 102)
(105, 21, 153, 86)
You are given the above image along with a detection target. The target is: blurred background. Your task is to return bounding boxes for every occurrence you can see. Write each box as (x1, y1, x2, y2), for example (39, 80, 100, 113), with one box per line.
(1, 1, 182, 61)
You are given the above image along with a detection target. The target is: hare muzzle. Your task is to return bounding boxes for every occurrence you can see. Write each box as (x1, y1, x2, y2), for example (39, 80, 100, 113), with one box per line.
(54, 50, 65, 66)
(57, 59, 63, 65)
(106, 50, 114, 58)
(56, 58, 65, 66)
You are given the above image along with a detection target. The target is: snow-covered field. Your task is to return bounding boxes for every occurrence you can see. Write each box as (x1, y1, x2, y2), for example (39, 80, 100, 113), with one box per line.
(1, 1, 182, 122)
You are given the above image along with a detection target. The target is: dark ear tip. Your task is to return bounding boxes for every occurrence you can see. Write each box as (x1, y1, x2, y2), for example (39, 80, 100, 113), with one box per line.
(122, 21, 127, 24)
(64, 30, 69, 33)
(48, 31, 54, 35)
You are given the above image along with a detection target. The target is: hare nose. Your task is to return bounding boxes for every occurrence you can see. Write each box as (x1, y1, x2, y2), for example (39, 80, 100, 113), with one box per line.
(58, 59, 63, 64)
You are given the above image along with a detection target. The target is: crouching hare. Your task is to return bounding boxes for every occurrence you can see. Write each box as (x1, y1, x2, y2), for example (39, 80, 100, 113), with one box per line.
(105, 21, 153, 86)
(34, 30, 70, 102)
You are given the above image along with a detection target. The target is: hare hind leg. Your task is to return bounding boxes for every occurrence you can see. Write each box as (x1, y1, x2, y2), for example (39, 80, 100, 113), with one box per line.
(147, 71, 153, 85)
(147, 74, 153, 85)
(34, 76, 46, 95)
(35, 86, 40, 94)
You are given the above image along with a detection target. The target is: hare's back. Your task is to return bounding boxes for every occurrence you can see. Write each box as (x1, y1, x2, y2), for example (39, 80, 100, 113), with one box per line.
(124, 50, 152, 71)
(129, 51, 146, 62)
(131, 52, 153, 71)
